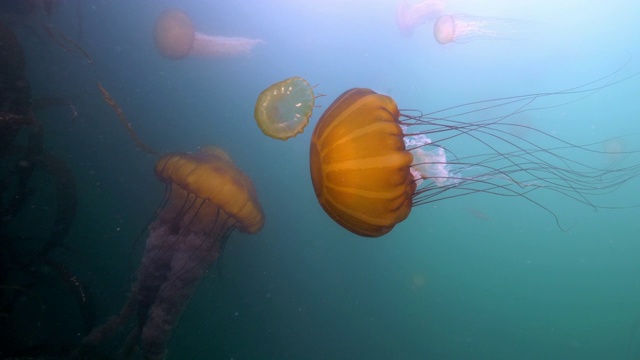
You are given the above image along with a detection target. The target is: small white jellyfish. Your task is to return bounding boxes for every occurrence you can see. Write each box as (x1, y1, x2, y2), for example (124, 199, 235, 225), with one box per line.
(434, 14, 522, 45)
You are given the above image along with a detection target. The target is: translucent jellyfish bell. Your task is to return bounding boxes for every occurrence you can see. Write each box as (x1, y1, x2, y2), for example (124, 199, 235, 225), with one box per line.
(433, 14, 522, 44)
(254, 77, 315, 141)
(403, 131, 459, 187)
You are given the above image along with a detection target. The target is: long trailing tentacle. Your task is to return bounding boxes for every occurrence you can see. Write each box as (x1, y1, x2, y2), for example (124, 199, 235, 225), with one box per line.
(404, 65, 640, 228)
(43, 23, 157, 155)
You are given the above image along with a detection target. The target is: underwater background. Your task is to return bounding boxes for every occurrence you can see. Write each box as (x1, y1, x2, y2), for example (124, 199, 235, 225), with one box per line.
(4, 0, 640, 359)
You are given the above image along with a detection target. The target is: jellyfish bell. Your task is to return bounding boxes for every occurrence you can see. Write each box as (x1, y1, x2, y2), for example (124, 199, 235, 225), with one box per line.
(153, 9, 193, 59)
(602, 137, 629, 165)
(310, 88, 415, 237)
(254, 77, 316, 141)
(154, 146, 264, 235)
(153, 9, 264, 59)
(409, 143, 455, 187)
(433, 13, 521, 45)
(83, 146, 264, 359)
(396, 0, 444, 37)
(310, 78, 640, 237)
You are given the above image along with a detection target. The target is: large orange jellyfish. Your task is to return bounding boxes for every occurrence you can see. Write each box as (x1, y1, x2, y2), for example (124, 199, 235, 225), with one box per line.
(396, 0, 444, 37)
(254, 76, 316, 141)
(310, 81, 640, 237)
(82, 146, 264, 359)
(310, 89, 415, 237)
(433, 14, 519, 44)
(153, 9, 264, 59)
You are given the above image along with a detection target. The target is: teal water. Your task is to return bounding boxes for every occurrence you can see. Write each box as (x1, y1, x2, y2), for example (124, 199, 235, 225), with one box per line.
(8, 0, 640, 359)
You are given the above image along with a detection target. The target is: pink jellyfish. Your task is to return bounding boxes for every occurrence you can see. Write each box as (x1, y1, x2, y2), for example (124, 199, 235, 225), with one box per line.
(153, 9, 264, 59)
(396, 0, 444, 37)
(434, 14, 517, 44)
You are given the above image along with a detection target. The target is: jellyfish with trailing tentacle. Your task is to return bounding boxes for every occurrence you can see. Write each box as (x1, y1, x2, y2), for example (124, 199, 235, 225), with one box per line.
(153, 9, 264, 59)
(396, 0, 444, 37)
(309, 80, 640, 237)
(434, 13, 521, 44)
(81, 146, 264, 359)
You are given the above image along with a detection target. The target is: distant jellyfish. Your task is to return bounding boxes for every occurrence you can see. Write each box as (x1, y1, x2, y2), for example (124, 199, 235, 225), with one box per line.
(434, 14, 519, 44)
(396, 0, 444, 37)
(603, 137, 628, 165)
(254, 77, 315, 141)
(153, 9, 264, 59)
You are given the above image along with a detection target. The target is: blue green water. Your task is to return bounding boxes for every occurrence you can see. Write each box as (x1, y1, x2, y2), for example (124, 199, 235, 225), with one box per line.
(13, 0, 640, 359)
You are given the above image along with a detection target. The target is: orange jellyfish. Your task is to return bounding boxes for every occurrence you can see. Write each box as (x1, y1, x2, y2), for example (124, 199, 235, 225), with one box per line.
(310, 89, 415, 237)
(153, 9, 264, 59)
(433, 14, 518, 44)
(254, 76, 316, 141)
(396, 0, 444, 37)
(83, 146, 264, 359)
(310, 82, 640, 237)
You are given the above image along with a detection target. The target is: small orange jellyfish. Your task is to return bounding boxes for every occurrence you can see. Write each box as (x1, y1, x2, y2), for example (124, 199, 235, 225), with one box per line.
(254, 77, 315, 141)
(153, 9, 264, 59)
(434, 14, 518, 45)
(396, 0, 444, 37)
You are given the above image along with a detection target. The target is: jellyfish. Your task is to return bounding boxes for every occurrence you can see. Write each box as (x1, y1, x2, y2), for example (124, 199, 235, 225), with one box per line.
(396, 0, 444, 37)
(254, 76, 316, 141)
(309, 82, 640, 237)
(310, 89, 414, 237)
(433, 14, 519, 44)
(82, 146, 264, 359)
(153, 9, 264, 59)
(603, 137, 628, 165)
